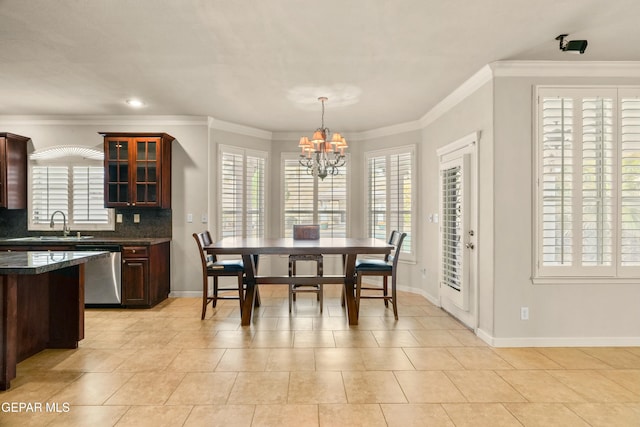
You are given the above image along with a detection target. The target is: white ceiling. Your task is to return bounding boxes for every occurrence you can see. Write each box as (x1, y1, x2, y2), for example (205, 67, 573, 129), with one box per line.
(2, 0, 639, 133)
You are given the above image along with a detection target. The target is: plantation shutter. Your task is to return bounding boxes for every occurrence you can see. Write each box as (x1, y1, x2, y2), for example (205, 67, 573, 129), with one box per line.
(366, 147, 414, 255)
(367, 155, 387, 240)
(31, 166, 69, 225)
(283, 158, 316, 237)
(220, 151, 244, 238)
(219, 146, 267, 239)
(245, 154, 265, 238)
(317, 164, 347, 237)
(540, 96, 574, 266)
(72, 166, 110, 224)
(537, 88, 624, 277)
(441, 163, 463, 292)
(620, 95, 640, 268)
(581, 97, 614, 267)
(389, 152, 413, 253)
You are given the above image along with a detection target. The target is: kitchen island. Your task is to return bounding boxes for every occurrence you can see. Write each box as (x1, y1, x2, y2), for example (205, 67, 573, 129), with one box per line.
(0, 250, 109, 390)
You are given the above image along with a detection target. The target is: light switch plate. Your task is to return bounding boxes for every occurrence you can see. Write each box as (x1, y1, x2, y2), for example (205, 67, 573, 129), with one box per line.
(116, 214, 123, 223)
(201, 213, 208, 223)
(187, 213, 193, 223)
(133, 213, 140, 223)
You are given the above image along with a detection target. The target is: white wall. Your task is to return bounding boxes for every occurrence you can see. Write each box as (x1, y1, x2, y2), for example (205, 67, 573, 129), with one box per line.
(417, 81, 495, 332)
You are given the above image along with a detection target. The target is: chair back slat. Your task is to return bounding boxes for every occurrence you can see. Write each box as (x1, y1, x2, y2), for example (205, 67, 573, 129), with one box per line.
(293, 224, 320, 240)
(386, 230, 407, 266)
(193, 231, 216, 274)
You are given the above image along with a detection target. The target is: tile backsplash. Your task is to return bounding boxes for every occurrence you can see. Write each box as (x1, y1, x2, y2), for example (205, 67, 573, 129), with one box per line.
(0, 208, 171, 238)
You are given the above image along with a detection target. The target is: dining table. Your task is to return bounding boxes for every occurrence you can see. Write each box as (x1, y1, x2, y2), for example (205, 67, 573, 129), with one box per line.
(204, 237, 393, 325)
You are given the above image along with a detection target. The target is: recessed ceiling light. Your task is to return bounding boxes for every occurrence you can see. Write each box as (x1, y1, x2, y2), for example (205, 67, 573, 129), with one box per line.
(126, 98, 145, 108)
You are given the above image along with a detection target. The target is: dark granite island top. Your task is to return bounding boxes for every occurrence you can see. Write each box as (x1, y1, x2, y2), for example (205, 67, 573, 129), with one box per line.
(0, 250, 110, 274)
(0, 251, 107, 390)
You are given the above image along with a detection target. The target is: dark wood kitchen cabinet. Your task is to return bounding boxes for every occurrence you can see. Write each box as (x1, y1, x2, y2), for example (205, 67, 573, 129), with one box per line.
(0, 133, 29, 209)
(102, 132, 173, 208)
(121, 242, 170, 307)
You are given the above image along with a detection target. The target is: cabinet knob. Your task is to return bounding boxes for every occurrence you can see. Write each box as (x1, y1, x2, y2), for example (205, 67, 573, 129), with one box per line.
(132, 249, 136, 253)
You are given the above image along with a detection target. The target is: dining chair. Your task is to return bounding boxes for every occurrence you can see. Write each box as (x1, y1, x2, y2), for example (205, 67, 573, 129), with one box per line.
(354, 230, 407, 319)
(288, 224, 323, 313)
(193, 231, 245, 320)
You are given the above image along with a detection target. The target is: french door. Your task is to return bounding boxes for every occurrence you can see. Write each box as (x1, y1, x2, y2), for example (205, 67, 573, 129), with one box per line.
(437, 133, 478, 329)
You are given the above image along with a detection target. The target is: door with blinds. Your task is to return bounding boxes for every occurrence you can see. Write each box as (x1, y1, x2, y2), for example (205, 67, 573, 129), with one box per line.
(437, 133, 477, 329)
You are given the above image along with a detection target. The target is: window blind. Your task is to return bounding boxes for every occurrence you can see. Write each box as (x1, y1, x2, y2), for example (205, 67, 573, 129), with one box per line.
(219, 147, 267, 239)
(621, 96, 640, 267)
(31, 164, 111, 229)
(72, 166, 110, 224)
(245, 155, 265, 238)
(581, 97, 614, 266)
(282, 156, 347, 237)
(220, 151, 244, 238)
(31, 165, 69, 225)
(366, 147, 414, 255)
(537, 87, 640, 278)
(441, 165, 462, 291)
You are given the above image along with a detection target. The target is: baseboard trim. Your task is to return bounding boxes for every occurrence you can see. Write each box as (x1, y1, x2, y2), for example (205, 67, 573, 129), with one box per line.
(476, 329, 640, 347)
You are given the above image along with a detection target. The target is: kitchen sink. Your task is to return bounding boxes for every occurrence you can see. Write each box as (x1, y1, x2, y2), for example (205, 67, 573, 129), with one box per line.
(8, 236, 94, 241)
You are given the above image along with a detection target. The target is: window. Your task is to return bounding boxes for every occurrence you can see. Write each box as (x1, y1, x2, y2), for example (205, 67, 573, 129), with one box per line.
(535, 87, 640, 279)
(29, 147, 114, 231)
(282, 154, 347, 237)
(365, 145, 415, 257)
(219, 145, 267, 238)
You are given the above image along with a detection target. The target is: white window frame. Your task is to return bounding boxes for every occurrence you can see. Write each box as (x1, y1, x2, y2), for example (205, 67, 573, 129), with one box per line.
(28, 149, 115, 232)
(533, 86, 640, 283)
(218, 145, 268, 239)
(364, 144, 416, 261)
(280, 152, 349, 238)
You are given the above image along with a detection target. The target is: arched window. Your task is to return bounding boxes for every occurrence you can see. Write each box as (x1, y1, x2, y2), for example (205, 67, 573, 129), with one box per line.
(29, 146, 115, 231)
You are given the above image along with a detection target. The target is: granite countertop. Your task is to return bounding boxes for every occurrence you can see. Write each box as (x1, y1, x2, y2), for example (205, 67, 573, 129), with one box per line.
(0, 237, 171, 246)
(0, 251, 111, 275)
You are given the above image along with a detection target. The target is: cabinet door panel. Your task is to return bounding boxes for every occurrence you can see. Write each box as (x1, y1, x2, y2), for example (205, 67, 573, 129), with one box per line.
(102, 133, 172, 208)
(121, 258, 149, 306)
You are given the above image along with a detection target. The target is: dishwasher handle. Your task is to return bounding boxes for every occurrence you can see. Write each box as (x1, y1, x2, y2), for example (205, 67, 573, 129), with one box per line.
(76, 245, 122, 252)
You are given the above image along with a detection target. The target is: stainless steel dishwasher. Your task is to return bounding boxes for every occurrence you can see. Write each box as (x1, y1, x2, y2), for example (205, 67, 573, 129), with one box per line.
(77, 245, 122, 306)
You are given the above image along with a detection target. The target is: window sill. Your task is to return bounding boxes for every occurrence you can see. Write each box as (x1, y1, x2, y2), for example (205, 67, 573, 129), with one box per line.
(532, 276, 639, 285)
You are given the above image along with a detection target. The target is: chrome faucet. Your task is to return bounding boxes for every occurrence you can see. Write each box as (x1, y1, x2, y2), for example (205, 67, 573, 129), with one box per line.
(50, 210, 70, 237)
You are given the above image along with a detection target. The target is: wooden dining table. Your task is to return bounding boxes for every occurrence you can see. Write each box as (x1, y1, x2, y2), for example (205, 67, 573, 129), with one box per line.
(204, 237, 393, 325)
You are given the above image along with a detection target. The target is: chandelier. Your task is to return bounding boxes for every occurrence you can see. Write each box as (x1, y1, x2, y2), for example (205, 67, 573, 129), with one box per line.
(298, 97, 348, 180)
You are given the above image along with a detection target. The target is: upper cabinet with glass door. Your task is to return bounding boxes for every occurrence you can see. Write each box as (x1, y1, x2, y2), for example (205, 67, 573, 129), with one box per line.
(101, 132, 174, 208)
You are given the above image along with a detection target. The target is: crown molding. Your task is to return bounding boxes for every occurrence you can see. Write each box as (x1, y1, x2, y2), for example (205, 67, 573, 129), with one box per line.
(490, 60, 640, 77)
(208, 117, 272, 140)
(355, 120, 424, 140)
(419, 64, 494, 128)
(0, 115, 208, 126)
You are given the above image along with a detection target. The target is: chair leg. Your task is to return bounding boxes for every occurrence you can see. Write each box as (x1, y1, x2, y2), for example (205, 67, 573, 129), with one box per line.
(237, 272, 244, 315)
(319, 284, 323, 313)
(201, 276, 209, 320)
(391, 272, 398, 320)
(212, 276, 219, 308)
(288, 258, 294, 313)
(383, 276, 389, 308)
(355, 273, 363, 318)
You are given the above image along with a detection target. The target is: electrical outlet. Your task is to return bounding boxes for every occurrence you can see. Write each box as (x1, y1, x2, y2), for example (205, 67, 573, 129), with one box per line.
(201, 213, 208, 223)
(133, 213, 140, 224)
(116, 214, 123, 223)
(520, 307, 529, 320)
(187, 213, 193, 223)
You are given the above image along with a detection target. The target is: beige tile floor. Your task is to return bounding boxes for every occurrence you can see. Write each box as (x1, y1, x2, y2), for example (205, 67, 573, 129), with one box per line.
(1, 285, 639, 426)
